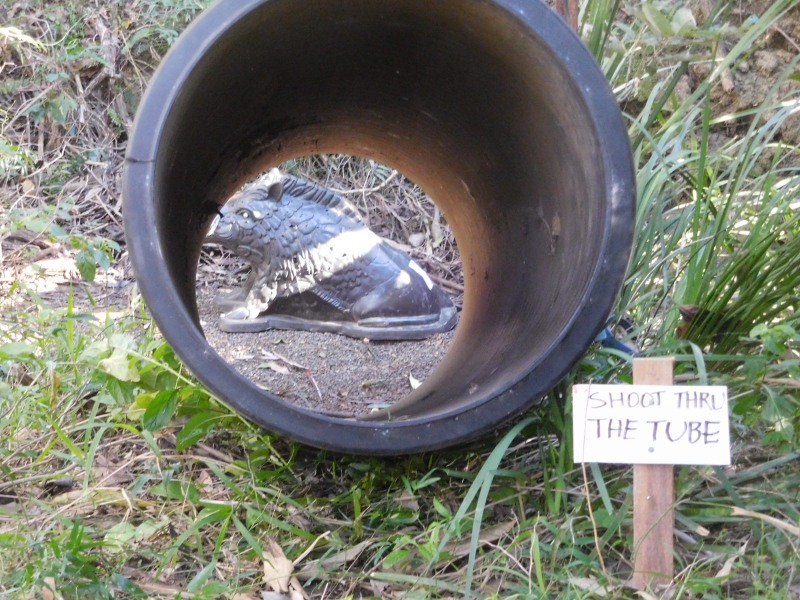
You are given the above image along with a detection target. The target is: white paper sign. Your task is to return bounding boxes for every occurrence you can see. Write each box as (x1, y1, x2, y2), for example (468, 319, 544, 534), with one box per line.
(572, 384, 730, 465)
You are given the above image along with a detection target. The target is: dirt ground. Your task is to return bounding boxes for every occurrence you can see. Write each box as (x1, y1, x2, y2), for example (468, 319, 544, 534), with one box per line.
(679, 2, 800, 156)
(195, 283, 457, 417)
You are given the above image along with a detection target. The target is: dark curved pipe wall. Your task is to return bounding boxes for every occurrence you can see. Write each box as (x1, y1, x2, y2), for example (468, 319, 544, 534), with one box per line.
(123, 0, 635, 454)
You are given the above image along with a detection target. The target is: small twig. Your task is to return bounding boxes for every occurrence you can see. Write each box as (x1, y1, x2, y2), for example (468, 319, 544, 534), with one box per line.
(271, 351, 307, 371)
(326, 169, 400, 196)
(773, 25, 800, 54)
(425, 271, 464, 294)
(0, 466, 77, 492)
(85, 175, 123, 228)
(273, 351, 323, 400)
(305, 369, 322, 400)
(763, 377, 800, 389)
(1, 229, 52, 249)
(292, 531, 331, 566)
(120, 569, 196, 600)
(195, 441, 236, 464)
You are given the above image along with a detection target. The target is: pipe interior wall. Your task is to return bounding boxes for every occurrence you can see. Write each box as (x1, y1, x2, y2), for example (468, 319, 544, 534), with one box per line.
(123, 0, 635, 453)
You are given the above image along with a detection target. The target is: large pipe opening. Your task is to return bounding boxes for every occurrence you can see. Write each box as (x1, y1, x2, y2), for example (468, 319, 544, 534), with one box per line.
(123, 0, 635, 454)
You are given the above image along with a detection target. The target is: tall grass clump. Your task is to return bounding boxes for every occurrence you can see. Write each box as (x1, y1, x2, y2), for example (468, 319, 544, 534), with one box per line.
(594, 0, 800, 451)
(1, 1, 211, 281)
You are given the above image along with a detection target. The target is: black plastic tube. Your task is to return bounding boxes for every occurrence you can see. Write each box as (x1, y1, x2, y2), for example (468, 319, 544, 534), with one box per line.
(123, 0, 635, 454)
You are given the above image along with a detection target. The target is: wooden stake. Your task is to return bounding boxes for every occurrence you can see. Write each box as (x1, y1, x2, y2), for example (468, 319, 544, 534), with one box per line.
(632, 357, 675, 591)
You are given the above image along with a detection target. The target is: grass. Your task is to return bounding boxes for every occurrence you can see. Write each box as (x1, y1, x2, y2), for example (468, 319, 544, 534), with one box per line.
(2, 0, 800, 598)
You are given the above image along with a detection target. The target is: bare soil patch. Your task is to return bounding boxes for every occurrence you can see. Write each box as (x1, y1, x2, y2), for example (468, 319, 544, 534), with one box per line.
(195, 285, 456, 417)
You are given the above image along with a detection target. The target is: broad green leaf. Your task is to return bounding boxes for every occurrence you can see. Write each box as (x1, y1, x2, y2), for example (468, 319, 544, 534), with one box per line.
(99, 348, 140, 382)
(79, 338, 111, 363)
(128, 392, 153, 421)
(104, 522, 137, 552)
(0, 341, 36, 357)
(108, 333, 138, 351)
(175, 411, 219, 450)
(135, 519, 168, 541)
(639, 3, 673, 37)
(671, 7, 696, 35)
(142, 389, 179, 431)
(75, 248, 97, 282)
(433, 497, 452, 519)
(21, 217, 50, 233)
(149, 479, 201, 502)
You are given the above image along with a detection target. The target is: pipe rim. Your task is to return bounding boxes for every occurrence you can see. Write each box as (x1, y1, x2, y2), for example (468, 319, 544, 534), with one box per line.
(123, 0, 635, 454)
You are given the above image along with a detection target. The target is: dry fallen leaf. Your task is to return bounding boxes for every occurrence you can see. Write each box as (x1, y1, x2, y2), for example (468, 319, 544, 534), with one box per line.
(369, 580, 391, 597)
(447, 521, 515, 559)
(568, 575, 608, 596)
(263, 539, 294, 593)
(408, 373, 421, 389)
(262, 361, 291, 375)
(262, 539, 308, 599)
(41, 577, 61, 600)
(21, 179, 36, 195)
(715, 541, 747, 578)
(300, 539, 372, 575)
(408, 232, 425, 247)
(397, 490, 419, 511)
